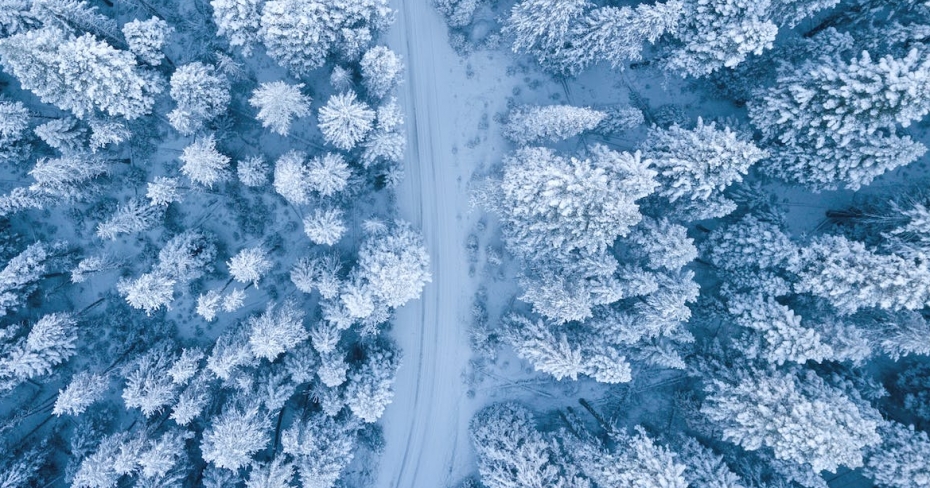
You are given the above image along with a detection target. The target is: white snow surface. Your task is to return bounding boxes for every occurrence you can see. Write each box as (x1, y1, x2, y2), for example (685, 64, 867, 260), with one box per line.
(376, 1, 516, 486)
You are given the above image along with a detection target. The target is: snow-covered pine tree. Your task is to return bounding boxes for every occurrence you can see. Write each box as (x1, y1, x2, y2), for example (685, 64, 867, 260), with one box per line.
(228, 246, 272, 287)
(571, 427, 687, 488)
(122, 17, 171, 66)
(470, 402, 587, 488)
(701, 366, 882, 474)
(117, 272, 175, 314)
(0, 99, 30, 160)
(258, 0, 392, 74)
(727, 293, 833, 365)
(273, 150, 312, 205)
(248, 301, 308, 361)
(179, 134, 231, 187)
(360, 46, 403, 99)
(246, 457, 296, 488)
(495, 145, 657, 259)
(0, 312, 77, 391)
(167, 62, 230, 135)
(306, 152, 351, 197)
(345, 342, 399, 422)
(356, 220, 431, 308)
(238, 155, 269, 187)
(503, 0, 592, 75)
(675, 437, 747, 487)
(154, 230, 217, 283)
(303, 208, 347, 246)
(249, 81, 312, 136)
(0, 242, 52, 317)
(28, 155, 108, 202)
(504, 105, 606, 145)
(795, 235, 930, 314)
(318, 91, 375, 151)
(95, 198, 164, 240)
(121, 345, 178, 417)
(146, 176, 184, 206)
(749, 48, 930, 190)
(200, 402, 271, 471)
(281, 413, 358, 488)
(34, 117, 86, 154)
(0, 27, 161, 119)
(864, 421, 930, 488)
(572, 1, 683, 70)
(639, 118, 766, 219)
(53, 371, 108, 416)
(211, 0, 263, 56)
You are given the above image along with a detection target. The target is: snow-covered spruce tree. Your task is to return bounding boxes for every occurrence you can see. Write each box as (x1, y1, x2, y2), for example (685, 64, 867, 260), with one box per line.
(361, 100, 406, 167)
(434, 0, 479, 27)
(121, 345, 178, 417)
(179, 134, 231, 187)
(247, 458, 295, 488)
(795, 234, 930, 315)
(0, 312, 77, 391)
(117, 272, 175, 315)
(360, 46, 403, 99)
(665, 0, 838, 77)
(95, 198, 164, 240)
(273, 150, 312, 205)
(249, 81, 312, 136)
(167, 62, 230, 135)
(626, 217, 697, 271)
(675, 436, 747, 487)
(306, 152, 351, 197)
(356, 220, 431, 309)
(122, 17, 171, 66)
(88, 118, 130, 152)
(639, 119, 766, 219)
(318, 91, 376, 151)
(0, 99, 30, 160)
(345, 342, 399, 422)
(282, 413, 358, 488)
(304, 208, 347, 246)
(248, 301, 308, 361)
(238, 155, 268, 187)
(571, 427, 688, 487)
(228, 246, 272, 287)
(504, 105, 606, 145)
(503, 0, 591, 75)
(201, 402, 271, 471)
(864, 421, 930, 488)
(494, 144, 657, 259)
(0, 27, 162, 119)
(703, 214, 799, 274)
(34, 117, 85, 154)
(146, 176, 184, 206)
(470, 403, 587, 488)
(258, 0, 393, 74)
(701, 366, 882, 474)
(211, 0, 263, 56)
(153, 230, 217, 283)
(571, 1, 683, 70)
(749, 48, 930, 190)
(28, 155, 108, 202)
(0, 242, 53, 317)
(727, 294, 833, 365)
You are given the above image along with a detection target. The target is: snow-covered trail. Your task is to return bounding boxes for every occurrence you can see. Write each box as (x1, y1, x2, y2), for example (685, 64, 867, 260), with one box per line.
(377, 1, 478, 486)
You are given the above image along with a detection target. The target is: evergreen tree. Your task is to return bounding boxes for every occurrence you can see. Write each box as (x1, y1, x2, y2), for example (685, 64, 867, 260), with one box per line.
(345, 343, 399, 422)
(749, 48, 930, 190)
(0, 242, 52, 317)
(303, 208, 347, 246)
(117, 272, 175, 314)
(167, 63, 230, 135)
(34, 117, 86, 154)
(640, 119, 766, 219)
(211, 0, 263, 56)
(360, 46, 403, 99)
(0, 27, 161, 119)
(122, 17, 171, 66)
(356, 221, 431, 309)
(200, 402, 271, 471)
(503, 0, 591, 75)
(28, 155, 108, 202)
(504, 105, 606, 145)
(701, 366, 882, 474)
(318, 91, 375, 151)
(54, 371, 108, 416)
(248, 301, 308, 361)
(249, 81, 312, 136)
(273, 150, 312, 205)
(179, 134, 231, 187)
(0, 312, 77, 391)
(95, 199, 163, 240)
(306, 152, 352, 197)
(865, 421, 930, 488)
(238, 155, 269, 187)
(246, 457, 296, 488)
(228, 246, 272, 287)
(572, 427, 687, 488)
(281, 413, 357, 488)
(572, 1, 683, 70)
(121, 345, 178, 417)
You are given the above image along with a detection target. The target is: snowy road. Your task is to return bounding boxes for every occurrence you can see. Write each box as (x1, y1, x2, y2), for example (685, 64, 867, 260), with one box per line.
(376, 1, 477, 486)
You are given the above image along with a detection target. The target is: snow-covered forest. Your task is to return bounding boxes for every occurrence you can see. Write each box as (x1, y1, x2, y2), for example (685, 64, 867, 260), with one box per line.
(0, 0, 929, 487)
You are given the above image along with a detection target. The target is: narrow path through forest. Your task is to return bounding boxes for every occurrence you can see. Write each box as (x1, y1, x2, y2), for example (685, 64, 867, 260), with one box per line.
(376, 1, 477, 486)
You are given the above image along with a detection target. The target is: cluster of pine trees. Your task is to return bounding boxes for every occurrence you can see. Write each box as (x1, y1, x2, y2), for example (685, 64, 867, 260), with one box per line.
(0, 0, 428, 486)
(464, 0, 930, 487)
